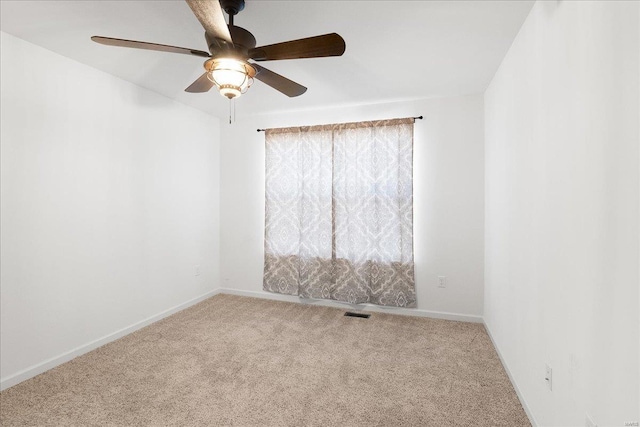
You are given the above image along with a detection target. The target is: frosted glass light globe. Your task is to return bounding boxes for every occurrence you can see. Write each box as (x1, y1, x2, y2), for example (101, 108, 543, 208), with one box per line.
(207, 58, 256, 99)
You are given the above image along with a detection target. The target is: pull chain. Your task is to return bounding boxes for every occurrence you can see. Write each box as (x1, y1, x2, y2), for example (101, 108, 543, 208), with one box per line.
(228, 98, 237, 124)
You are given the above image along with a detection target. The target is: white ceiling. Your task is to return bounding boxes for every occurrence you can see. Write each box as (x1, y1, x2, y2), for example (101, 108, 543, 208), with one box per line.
(0, 0, 533, 119)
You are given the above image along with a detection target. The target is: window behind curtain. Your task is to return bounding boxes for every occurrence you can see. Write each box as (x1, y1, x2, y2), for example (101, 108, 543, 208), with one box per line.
(264, 118, 415, 308)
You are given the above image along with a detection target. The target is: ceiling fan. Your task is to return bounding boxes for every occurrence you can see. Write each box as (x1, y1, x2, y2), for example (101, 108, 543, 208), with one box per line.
(91, 0, 346, 100)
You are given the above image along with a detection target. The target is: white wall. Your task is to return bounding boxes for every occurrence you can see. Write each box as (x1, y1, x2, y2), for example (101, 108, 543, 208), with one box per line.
(484, 2, 639, 426)
(0, 32, 220, 388)
(220, 95, 485, 319)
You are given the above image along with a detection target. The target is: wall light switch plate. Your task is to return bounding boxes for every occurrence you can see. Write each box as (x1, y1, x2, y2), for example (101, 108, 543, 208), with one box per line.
(194, 264, 201, 276)
(437, 276, 447, 288)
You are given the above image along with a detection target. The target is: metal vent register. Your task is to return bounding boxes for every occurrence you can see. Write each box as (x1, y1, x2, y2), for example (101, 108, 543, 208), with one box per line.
(344, 312, 371, 319)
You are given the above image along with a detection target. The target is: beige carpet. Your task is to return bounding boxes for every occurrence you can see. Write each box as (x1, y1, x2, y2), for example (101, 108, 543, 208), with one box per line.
(1, 294, 530, 426)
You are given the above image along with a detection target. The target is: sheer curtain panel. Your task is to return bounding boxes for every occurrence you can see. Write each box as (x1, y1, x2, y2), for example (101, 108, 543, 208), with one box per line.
(263, 118, 416, 307)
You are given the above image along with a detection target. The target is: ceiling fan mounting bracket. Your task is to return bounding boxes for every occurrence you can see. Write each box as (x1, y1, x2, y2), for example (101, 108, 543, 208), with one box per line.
(220, 0, 245, 16)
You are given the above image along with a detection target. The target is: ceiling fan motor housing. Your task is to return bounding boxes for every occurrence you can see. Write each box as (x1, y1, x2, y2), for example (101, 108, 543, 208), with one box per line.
(205, 25, 256, 57)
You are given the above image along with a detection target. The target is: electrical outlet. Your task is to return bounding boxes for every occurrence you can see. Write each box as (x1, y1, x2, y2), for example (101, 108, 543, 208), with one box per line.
(437, 276, 447, 288)
(545, 364, 552, 391)
(585, 413, 597, 427)
(194, 264, 201, 276)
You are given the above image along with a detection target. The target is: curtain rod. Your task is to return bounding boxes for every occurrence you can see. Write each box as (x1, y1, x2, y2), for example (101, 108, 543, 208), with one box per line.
(256, 116, 423, 132)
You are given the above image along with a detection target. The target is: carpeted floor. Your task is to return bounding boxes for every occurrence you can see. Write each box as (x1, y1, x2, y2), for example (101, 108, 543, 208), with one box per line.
(1, 294, 530, 426)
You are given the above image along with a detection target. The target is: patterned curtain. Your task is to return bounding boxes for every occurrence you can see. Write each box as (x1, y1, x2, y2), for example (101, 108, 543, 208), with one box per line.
(263, 118, 415, 308)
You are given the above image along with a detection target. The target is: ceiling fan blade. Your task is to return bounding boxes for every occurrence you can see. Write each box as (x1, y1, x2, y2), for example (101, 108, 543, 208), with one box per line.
(185, 72, 215, 93)
(249, 33, 345, 61)
(252, 64, 307, 97)
(185, 0, 232, 44)
(91, 36, 210, 58)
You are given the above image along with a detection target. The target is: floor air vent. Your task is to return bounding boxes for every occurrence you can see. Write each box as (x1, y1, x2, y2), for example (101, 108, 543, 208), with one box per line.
(344, 311, 371, 319)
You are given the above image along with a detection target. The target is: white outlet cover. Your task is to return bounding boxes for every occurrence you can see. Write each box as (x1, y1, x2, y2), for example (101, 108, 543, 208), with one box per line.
(437, 276, 446, 288)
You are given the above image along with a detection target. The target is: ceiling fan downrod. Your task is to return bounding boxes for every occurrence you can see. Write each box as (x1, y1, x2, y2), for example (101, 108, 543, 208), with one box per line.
(219, 0, 245, 25)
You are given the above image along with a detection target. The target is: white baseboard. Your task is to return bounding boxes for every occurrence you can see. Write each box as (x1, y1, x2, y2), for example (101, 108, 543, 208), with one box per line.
(0, 290, 218, 391)
(483, 321, 538, 427)
(216, 288, 484, 323)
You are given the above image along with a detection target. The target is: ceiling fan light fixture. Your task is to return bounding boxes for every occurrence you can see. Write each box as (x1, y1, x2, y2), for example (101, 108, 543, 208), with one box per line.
(206, 58, 256, 99)
(93, 0, 346, 100)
